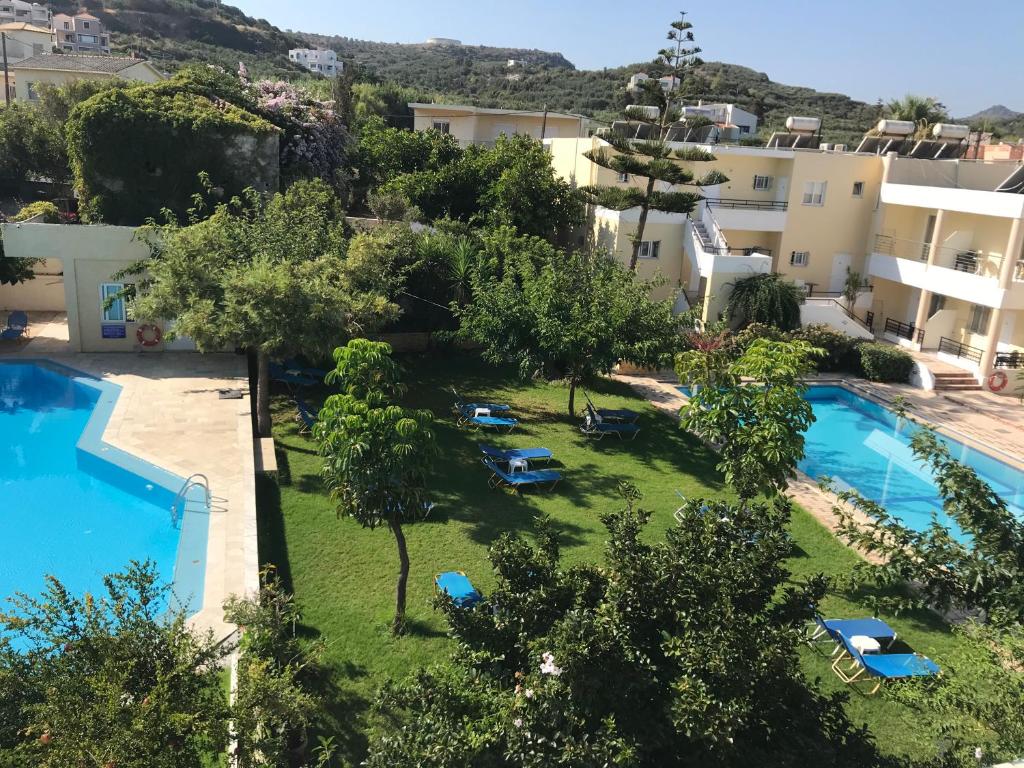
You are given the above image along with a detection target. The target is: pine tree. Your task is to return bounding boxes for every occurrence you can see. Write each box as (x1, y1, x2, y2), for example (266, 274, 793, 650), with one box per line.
(582, 13, 727, 271)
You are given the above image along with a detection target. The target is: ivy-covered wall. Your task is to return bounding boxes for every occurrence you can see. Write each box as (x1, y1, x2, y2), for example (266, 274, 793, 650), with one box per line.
(65, 84, 279, 225)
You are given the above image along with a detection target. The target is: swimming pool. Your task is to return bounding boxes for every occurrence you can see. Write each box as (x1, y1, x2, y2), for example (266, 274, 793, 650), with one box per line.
(679, 384, 1024, 536)
(0, 361, 208, 617)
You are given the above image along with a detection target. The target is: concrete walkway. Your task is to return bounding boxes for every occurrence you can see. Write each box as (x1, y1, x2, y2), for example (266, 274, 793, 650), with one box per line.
(3, 349, 258, 640)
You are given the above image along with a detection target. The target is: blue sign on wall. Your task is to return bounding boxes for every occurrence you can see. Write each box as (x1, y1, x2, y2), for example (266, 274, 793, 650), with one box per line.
(101, 324, 127, 339)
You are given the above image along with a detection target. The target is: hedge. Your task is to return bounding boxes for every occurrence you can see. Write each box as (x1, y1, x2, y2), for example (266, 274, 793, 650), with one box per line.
(65, 84, 277, 225)
(12, 201, 60, 223)
(857, 343, 915, 383)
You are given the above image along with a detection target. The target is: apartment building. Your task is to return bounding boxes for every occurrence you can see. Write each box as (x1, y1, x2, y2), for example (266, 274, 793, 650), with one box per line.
(680, 102, 759, 136)
(409, 103, 584, 146)
(52, 12, 109, 54)
(287, 48, 339, 76)
(11, 53, 164, 102)
(546, 121, 1024, 388)
(0, 21, 53, 62)
(0, 0, 48, 27)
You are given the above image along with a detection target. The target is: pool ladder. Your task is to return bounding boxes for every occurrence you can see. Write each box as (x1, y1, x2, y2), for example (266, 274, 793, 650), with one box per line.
(171, 473, 213, 529)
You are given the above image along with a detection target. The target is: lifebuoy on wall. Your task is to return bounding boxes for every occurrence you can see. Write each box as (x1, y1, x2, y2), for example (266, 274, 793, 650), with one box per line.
(987, 370, 1009, 392)
(136, 324, 163, 347)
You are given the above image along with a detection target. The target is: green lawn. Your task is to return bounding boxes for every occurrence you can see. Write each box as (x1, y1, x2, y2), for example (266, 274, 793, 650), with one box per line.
(258, 353, 962, 765)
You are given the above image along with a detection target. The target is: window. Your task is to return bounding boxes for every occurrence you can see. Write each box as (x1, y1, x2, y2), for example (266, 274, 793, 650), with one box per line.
(64, 33, 73, 40)
(83, 20, 90, 28)
(739, 125, 750, 134)
(25, 81, 39, 101)
(852, 181, 864, 198)
(802, 181, 827, 206)
(432, 120, 450, 134)
(928, 294, 946, 317)
(790, 250, 810, 267)
(63, 20, 69, 28)
(968, 304, 991, 334)
(638, 240, 661, 259)
(79, 34, 98, 43)
(617, 172, 629, 183)
(101, 283, 125, 323)
(752, 174, 773, 191)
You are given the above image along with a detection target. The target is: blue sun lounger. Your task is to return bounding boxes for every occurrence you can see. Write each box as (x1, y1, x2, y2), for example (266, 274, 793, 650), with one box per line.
(451, 387, 511, 415)
(0, 310, 28, 341)
(478, 443, 552, 465)
(270, 362, 318, 389)
(484, 459, 561, 492)
(459, 412, 518, 432)
(295, 398, 319, 434)
(808, 616, 897, 656)
(434, 570, 482, 608)
(580, 406, 640, 440)
(583, 391, 640, 424)
(831, 631, 939, 695)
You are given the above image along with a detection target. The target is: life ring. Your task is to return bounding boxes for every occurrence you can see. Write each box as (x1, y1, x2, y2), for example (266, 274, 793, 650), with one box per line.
(987, 370, 1008, 392)
(136, 324, 162, 347)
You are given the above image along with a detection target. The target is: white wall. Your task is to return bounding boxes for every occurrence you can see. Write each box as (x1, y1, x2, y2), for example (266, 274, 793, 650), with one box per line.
(0, 258, 64, 310)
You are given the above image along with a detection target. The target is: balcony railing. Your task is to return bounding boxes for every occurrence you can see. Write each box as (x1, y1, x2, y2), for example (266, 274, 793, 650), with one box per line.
(938, 336, 983, 365)
(995, 351, 1024, 369)
(705, 198, 788, 212)
(884, 317, 925, 344)
(873, 234, 1003, 278)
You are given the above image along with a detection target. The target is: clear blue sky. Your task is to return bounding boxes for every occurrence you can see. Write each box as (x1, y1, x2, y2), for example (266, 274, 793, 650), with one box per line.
(234, 0, 1023, 117)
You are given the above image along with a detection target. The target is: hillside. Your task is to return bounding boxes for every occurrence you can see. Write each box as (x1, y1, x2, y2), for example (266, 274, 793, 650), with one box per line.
(57, 0, 883, 142)
(50, 0, 308, 78)
(959, 105, 1024, 140)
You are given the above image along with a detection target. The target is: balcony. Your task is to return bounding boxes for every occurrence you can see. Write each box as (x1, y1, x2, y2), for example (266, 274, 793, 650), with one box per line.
(868, 234, 1010, 308)
(684, 210, 771, 282)
(705, 197, 787, 232)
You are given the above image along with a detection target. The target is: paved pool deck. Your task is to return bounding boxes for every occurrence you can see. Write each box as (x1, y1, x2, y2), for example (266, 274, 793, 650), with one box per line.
(615, 371, 1024, 561)
(2, 345, 257, 640)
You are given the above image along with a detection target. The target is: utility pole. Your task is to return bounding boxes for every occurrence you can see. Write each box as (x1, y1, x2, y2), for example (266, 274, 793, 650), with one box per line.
(540, 103, 548, 140)
(2, 32, 10, 107)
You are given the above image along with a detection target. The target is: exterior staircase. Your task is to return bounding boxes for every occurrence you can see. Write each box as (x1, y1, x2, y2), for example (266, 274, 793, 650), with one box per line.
(932, 371, 982, 392)
(691, 220, 711, 247)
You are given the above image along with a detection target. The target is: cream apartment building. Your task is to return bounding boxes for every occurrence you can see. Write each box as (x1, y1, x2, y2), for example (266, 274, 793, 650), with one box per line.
(546, 127, 1024, 387)
(410, 103, 584, 146)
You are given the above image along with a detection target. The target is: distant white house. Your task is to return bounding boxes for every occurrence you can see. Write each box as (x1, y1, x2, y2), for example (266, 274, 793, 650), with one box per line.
(288, 48, 339, 76)
(681, 102, 759, 135)
(0, 0, 49, 27)
(425, 37, 461, 46)
(627, 72, 679, 95)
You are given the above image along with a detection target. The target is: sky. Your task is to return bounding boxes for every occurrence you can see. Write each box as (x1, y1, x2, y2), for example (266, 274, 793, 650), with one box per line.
(233, 0, 1024, 117)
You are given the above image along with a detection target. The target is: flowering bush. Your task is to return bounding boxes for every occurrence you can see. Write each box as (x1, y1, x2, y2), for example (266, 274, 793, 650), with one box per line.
(246, 74, 351, 199)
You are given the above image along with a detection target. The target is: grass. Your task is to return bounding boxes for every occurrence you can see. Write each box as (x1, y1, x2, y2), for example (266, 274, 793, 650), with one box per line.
(258, 352, 963, 766)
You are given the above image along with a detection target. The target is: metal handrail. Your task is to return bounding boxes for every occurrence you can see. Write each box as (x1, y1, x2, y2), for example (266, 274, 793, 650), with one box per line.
(705, 197, 788, 212)
(170, 473, 212, 528)
(874, 233, 1004, 274)
(995, 351, 1024, 369)
(884, 317, 925, 344)
(938, 336, 983, 365)
(803, 296, 872, 332)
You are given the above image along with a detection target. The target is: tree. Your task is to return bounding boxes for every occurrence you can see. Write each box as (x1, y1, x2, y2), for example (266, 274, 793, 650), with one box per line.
(458, 228, 685, 414)
(677, 338, 821, 500)
(0, 102, 70, 191)
(831, 423, 1024, 625)
(224, 567, 327, 767)
(725, 272, 805, 331)
(0, 561, 230, 767)
(581, 16, 727, 270)
(314, 340, 437, 634)
(886, 621, 1024, 768)
(365, 487, 887, 767)
(383, 134, 585, 238)
(884, 94, 950, 137)
(136, 179, 401, 436)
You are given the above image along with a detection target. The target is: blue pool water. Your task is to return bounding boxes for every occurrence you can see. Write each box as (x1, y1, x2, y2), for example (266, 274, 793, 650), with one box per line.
(0, 362, 207, 618)
(679, 384, 1024, 536)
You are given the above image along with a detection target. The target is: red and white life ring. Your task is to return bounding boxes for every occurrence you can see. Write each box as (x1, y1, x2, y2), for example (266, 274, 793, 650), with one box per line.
(987, 370, 1009, 392)
(136, 324, 163, 347)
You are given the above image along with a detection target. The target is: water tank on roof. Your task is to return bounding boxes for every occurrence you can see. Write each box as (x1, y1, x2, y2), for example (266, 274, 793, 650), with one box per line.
(875, 119, 915, 136)
(785, 116, 821, 133)
(931, 123, 970, 140)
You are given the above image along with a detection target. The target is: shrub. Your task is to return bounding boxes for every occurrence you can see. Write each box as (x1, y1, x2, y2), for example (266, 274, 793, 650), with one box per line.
(857, 342, 914, 382)
(730, 321, 785, 355)
(12, 201, 60, 223)
(791, 324, 860, 373)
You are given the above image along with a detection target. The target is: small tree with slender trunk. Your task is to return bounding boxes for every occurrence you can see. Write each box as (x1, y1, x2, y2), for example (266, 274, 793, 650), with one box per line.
(314, 339, 437, 634)
(582, 14, 727, 271)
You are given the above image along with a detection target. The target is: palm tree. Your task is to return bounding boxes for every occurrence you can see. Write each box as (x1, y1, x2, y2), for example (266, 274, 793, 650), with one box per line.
(884, 94, 950, 139)
(726, 273, 804, 331)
